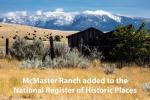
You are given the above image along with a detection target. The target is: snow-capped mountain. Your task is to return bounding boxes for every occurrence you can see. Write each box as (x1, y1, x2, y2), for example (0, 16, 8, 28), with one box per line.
(0, 9, 150, 31)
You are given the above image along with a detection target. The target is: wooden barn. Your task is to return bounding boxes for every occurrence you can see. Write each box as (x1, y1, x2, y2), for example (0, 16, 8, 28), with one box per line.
(66, 27, 118, 57)
(67, 27, 103, 50)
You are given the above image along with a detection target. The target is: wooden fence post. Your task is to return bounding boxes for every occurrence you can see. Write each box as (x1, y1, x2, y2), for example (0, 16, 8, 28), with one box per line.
(79, 38, 83, 52)
(6, 38, 9, 56)
(49, 36, 55, 59)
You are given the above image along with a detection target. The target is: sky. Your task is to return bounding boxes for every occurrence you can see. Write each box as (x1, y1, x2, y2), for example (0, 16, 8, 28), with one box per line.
(0, 0, 150, 18)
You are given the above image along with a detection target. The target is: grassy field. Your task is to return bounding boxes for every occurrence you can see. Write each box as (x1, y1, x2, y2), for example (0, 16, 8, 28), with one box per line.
(0, 23, 77, 48)
(0, 59, 150, 100)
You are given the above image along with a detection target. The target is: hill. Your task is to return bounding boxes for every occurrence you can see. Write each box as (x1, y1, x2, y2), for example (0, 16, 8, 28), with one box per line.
(0, 23, 76, 37)
(0, 23, 76, 47)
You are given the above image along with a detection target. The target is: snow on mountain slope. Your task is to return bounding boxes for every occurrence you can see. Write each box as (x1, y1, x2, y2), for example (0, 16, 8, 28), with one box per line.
(0, 9, 149, 31)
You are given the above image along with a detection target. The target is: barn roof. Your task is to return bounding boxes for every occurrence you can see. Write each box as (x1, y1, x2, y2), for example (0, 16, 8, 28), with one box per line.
(66, 27, 104, 38)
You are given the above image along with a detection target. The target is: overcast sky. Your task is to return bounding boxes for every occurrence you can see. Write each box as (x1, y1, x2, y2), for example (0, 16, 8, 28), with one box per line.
(0, 0, 150, 18)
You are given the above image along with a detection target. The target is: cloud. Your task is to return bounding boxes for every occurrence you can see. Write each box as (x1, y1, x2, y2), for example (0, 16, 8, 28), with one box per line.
(42, 8, 77, 25)
(55, 8, 64, 12)
(3, 11, 27, 18)
(83, 10, 121, 22)
(36, 10, 43, 15)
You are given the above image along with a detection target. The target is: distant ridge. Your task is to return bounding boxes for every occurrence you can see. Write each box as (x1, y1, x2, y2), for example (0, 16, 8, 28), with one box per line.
(0, 9, 150, 31)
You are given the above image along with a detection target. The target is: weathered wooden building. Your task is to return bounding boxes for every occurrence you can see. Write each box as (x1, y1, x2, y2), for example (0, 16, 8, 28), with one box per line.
(67, 27, 103, 49)
(66, 27, 118, 57)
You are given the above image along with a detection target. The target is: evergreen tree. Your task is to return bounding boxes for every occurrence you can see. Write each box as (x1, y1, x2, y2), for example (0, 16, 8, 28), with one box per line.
(111, 23, 150, 64)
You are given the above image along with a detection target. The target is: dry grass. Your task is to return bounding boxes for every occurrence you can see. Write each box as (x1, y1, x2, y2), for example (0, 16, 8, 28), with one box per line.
(0, 59, 150, 100)
(0, 23, 77, 47)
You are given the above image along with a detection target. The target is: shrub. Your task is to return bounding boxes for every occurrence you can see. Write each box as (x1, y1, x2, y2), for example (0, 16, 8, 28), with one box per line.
(53, 42, 68, 57)
(143, 83, 150, 92)
(21, 48, 90, 69)
(0, 48, 5, 58)
(54, 35, 61, 41)
(101, 63, 116, 75)
(42, 49, 90, 69)
(34, 30, 37, 33)
(39, 37, 42, 40)
(42, 38, 46, 41)
(25, 39, 44, 60)
(89, 48, 104, 60)
(10, 37, 27, 60)
(10, 37, 44, 60)
(24, 36, 30, 40)
(21, 59, 43, 69)
(64, 49, 90, 68)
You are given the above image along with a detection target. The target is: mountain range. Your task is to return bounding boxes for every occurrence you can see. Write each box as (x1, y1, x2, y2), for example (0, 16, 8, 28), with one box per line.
(0, 9, 150, 31)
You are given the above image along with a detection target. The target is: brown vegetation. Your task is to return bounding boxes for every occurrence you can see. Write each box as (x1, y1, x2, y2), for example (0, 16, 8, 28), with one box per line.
(0, 59, 150, 100)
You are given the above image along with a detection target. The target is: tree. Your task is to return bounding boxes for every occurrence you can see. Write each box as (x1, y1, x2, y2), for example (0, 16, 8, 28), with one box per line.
(111, 23, 150, 64)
